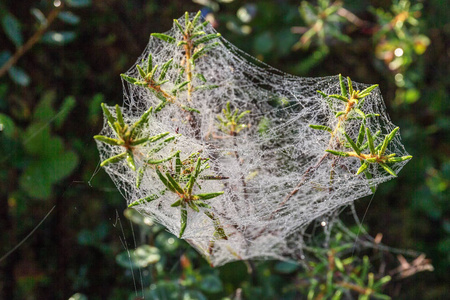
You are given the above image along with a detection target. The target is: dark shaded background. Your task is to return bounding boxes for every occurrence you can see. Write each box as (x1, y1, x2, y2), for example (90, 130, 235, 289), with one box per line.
(0, 0, 448, 299)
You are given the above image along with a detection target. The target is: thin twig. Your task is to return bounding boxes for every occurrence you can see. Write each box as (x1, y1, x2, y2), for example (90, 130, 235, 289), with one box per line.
(0, 5, 63, 78)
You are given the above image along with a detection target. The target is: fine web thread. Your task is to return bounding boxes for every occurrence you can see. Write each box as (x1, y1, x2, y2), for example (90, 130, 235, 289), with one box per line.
(95, 14, 410, 267)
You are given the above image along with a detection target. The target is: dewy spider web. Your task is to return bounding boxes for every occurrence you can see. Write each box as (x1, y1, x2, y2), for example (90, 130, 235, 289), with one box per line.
(95, 13, 411, 267)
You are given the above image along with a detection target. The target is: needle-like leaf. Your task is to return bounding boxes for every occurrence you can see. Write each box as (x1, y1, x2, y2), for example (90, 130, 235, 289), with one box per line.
(366, 128, 376, 155)
(356, 161, 369, 175)
(193, 33, 221, 46)
(359, 84, 378, 98)
(156, 168, 176, 193)
(166, 172, 184, 194)
(94, 135, 121, 146)
(343, 131, 360, 155)
(309, 124, 332, 132)
(195, 192, 224, 200)
(174, 19, 185, 35)
(326, 150, 350, 157)
(126, 149, 136, 171)
(179, 206, 187, 238)
(158, 58, 173, 81)
(136, 64, 146, 80)
(100, 152, 127, 166)
(347, 76, 353, 95)
(120, 74, 137, 84)
(151, 33, 176, 44)
(128, 193, 161, 207)
(379, 163, 397, 177)
(357, 123, 366, 147)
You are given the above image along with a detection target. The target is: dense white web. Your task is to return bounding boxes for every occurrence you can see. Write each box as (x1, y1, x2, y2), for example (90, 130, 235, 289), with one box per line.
(95, 13, 410, 266)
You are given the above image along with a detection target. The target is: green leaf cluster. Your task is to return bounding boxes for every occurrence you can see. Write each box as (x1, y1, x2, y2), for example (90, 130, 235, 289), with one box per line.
(217, 101, 250, 135)
(130, 152, 226, 239)
(310, 75, 412, 182)
(94, 103, 176, 172)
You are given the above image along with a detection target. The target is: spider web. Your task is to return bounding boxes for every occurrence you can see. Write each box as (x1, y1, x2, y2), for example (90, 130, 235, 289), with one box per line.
(95, 14, 410, 267)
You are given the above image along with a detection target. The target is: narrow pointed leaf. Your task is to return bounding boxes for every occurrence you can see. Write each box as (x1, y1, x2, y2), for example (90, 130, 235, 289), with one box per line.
(317, 90, 328, 98)
(191, 31, 206, 39)
(359, 84, 378, 97)
(172, 80, 190, 93)
(360, 130, 381, 151)
(136, 166, 145, 188)
(184, 11, 189, 29)
(193, 20, 209, 33)
(193, 33, 221, 46)
(379, 163, 397, 176)
(101, 103, 116, 131)
(128, 193, 161, 207)
(204, 211, 227, 240)
(354, 108, 366, 119)
(196, 73, 207, 82)
(366, 113, 380, 118)
(343, 132, 360, 155)
(366, 128, 376, 155)
(379, 135, 390, 155)
(186, 157, 202, 194)
(387, 127, 399, 143)
(191, 11, 202, 28)
(179, 207, 187, 238)
(94, 135, 121, 146)
(347, 76, 353, 95)
(177, 41, 187, 47)
(335, 111, 345, 117)
(339, 74, 347, 98)
(158, 58, 173, 81)
(194, 200, 210, 209)
(148, 132, 170, 143)
(175, 152, 182, 176)
(166, 172, 184, 194)
(136, 64, 146, 79)
(387, 155, 412, 163)
(126, 150, 136, 171)
(120, 74, 137, 84)
(130, 107, 153, 138)
(188, 201, 199, 212)
(146, 151, 180, 164)
(356, 161, 369, 175)
(236, 110, 251, 122)
(149, 136, 178, 154)
(194, 84, 219, 91)
(195, 192, 224, 200)
(100, 152, 127, 166)
(180, 105, 200, 113)
(171, 199, 182, 207)
(357, 123, 365, 147)
(115, 105, 125, 128)
(156, 168, 176, 193)
(326, 150, 349, 157)
(151, 33, 176, 44)
(309, 124, 332, 132)
(329, 94, 348, 102)
(148, 65, 158, 81)
(174, 19, 185, 35)
(146, 53, 153, 73)
(191, 42, 219, 61)
(130, 137, 151, 146)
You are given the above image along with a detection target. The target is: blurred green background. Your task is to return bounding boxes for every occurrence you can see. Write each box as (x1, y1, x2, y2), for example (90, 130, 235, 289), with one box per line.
(0, 0, 448, 299)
